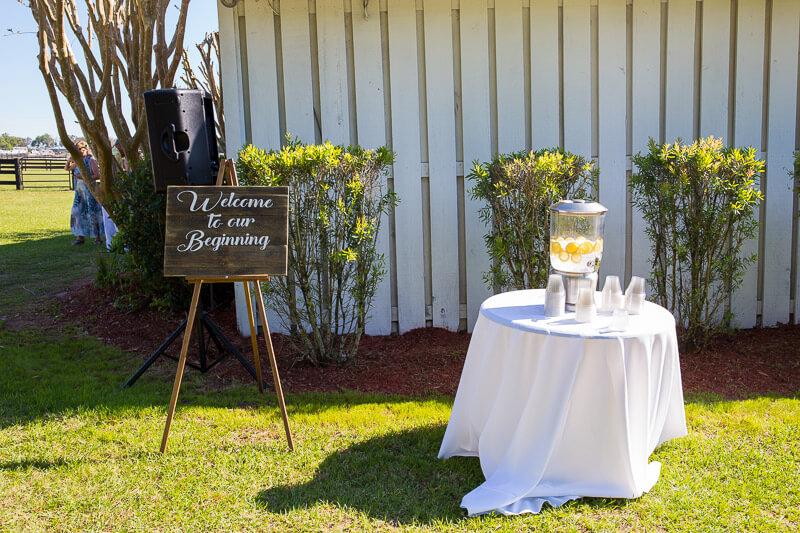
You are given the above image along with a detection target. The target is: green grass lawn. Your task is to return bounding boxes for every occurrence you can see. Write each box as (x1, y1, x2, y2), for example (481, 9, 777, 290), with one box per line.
(0, 188, 99, 314)
(0, 189, 798, 531)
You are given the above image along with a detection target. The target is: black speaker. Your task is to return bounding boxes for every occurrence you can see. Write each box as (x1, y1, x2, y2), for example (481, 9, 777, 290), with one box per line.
(143, 88, 220, 193)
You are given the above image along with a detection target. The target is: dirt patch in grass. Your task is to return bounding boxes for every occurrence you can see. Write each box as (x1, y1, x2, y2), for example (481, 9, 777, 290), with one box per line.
(48, 280, 800, 399)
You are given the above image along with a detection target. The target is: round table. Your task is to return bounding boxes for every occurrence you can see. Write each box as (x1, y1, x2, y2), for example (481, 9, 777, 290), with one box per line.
(438, 289, 687, 516)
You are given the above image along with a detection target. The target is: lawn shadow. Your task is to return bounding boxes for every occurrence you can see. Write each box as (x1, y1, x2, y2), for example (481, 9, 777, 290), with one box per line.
(684, 391, 800, 404)
(256, 425, 484, 524)
(255, 426, 641, 524)
(0, 320, 455, 428)
(0, 458, 69, 471)
(0, 234, 97, 312)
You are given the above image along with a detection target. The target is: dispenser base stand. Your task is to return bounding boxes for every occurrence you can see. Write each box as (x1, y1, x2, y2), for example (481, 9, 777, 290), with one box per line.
(553, 270, 598, 311)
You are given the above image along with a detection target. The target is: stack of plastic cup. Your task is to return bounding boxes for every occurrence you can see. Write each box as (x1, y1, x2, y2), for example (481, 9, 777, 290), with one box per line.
(610, 307, 629, 329)
(600, 275, 623, 313)
(625, 276, 646, 314)
(544, 274, 565, 317)
(575, 287, 597, 323)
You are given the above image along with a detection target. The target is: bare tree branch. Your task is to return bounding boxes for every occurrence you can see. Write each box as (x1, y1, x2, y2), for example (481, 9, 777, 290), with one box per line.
(28, 0, 194, 214)
(180, 31, 225, 154)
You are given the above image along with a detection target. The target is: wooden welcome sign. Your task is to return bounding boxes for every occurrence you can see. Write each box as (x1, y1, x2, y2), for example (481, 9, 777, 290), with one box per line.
(164, 185, 288, 278)
(158, 160, 293, 454)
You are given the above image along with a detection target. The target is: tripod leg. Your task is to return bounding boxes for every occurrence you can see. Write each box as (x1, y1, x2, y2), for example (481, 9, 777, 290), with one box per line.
(198, 312, 226, 364)
(122, 319, 187, 389)
(197, 303, 208, 370)
(253, 281, 294, 451)
(160, 281, 203, 454)
(201, 314, 260, 380)
(242, 281, 265, 393)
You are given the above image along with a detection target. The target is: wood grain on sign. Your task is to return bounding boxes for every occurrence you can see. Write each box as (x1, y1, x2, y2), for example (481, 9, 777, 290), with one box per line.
(164, 186, 288, 278)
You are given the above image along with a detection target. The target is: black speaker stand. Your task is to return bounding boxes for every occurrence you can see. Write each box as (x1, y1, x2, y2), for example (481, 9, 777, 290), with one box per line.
(122, 300, 267, 390)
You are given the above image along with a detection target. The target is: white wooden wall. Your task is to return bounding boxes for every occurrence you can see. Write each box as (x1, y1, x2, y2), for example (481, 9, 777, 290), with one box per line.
(219, 0, 800, 335)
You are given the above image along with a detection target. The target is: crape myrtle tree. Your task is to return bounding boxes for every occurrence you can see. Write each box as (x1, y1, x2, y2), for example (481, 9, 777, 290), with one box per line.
(180, 31, 225, 155)
(28, 0, 191, 214)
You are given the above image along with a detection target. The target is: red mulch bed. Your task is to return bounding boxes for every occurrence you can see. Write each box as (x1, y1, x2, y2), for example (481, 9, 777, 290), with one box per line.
(53, 281, 799, 399)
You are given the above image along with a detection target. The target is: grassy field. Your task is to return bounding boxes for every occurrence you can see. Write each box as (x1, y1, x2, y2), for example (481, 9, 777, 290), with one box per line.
(0, 188, 98, 314)
(0, 189, 798, 531)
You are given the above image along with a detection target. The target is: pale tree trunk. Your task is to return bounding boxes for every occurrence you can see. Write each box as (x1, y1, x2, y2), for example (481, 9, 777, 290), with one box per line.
(29, 0, 191, 216)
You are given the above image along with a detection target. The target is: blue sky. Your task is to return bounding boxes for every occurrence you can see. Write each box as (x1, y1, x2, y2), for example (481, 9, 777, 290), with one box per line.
(1, 0, 219, 140)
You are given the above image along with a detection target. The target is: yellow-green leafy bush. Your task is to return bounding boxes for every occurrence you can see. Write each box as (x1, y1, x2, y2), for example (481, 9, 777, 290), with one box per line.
(237, 140, 396, 365)
(631, 137, 763, 349)
(468, 148, 597, 291)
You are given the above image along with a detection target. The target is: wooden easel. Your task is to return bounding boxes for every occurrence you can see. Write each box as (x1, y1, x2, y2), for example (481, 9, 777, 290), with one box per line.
(160, 160, 293, 453)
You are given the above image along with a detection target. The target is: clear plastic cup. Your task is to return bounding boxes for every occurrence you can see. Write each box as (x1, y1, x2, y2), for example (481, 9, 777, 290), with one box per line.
(610, 307, 629, 329)
(547, 273, 565, 293)
(600, 275, 622, 312)
(626, 276, 645, 296)
(625, 276, 646, 314)
(626, 292, 644, 314)
(574, 287, 596, 323)
(544, 274, 565, 317)
(612, 291, 624, 310)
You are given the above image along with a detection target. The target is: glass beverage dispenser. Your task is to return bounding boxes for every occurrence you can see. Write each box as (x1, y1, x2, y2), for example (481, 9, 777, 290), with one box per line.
(549, 199, 607, 310)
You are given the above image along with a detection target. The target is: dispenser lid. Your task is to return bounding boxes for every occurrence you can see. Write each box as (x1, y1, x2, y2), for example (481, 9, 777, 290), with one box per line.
(550, 198, 607, 215)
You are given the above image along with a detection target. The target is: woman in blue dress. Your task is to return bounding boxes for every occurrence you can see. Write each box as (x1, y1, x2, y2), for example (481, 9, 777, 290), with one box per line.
(65, 142, 104, 245)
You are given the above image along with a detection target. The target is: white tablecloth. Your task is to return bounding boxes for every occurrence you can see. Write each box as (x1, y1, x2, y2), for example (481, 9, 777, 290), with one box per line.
(438, 289, 687, 516)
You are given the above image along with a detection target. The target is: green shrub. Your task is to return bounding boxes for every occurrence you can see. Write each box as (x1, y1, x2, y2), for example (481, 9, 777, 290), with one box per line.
(793, 151, 800, 192)
(630, 137, 763, 349)
(100, 157, 189, 312)
(237, 140, 396, 365)
(468, 148, 598, 291)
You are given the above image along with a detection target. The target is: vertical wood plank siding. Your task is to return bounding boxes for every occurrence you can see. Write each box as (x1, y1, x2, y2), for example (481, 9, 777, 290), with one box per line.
(731, 0, 766, 328)
(352, 0, 393, 334)
(460, 0, 494, 330)
(221, 0, 800, 334)
(597, 0, 628, 284)
(763, 0, 799, 326)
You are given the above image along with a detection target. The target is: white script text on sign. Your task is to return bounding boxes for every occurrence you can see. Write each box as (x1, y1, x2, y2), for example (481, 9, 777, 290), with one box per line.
(164, 186, 289, 278)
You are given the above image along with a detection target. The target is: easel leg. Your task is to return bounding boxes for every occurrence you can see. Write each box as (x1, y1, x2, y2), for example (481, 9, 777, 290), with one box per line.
(253, 281, 294, 451)
(242, 281, 265, 393)
(160, 281, 203, 454)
